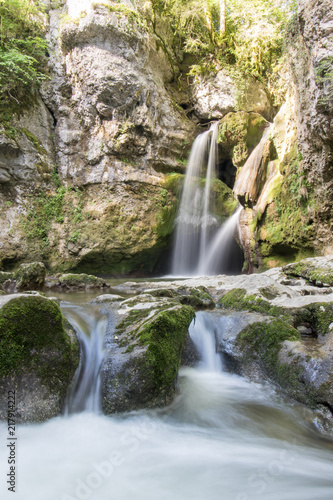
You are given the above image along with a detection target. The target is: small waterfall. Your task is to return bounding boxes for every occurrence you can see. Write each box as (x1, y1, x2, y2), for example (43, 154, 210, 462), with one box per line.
(62, 304, 107, 414)
(189, 312, 223, 372)
(172, 122, 241, 276)
(198, 205, 242, 275)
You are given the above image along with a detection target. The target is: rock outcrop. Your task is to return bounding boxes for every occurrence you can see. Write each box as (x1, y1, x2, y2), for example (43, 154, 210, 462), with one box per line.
(112, 255, 333, 421)
(101, 293, 195, 413)
(0, 294, 79, 422)
(289, 0, 333, 254)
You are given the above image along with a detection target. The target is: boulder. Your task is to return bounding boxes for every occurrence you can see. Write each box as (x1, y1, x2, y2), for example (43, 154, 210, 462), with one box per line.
(101, 294, 195, 413)
(0, 294, 79, 422)
(48, 273, 109, 290)
(14, 262, 46, 291)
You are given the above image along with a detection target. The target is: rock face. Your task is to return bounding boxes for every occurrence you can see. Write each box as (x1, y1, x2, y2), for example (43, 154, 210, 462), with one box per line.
(0, 294, 79, 422)
(290, 0, 333, 254)
(0, 2, 197, 274)
(190, 71, 273, 122)
(101, 294, 195, 413)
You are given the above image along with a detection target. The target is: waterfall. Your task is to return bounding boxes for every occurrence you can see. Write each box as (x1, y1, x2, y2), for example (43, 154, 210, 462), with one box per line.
(198, 205, 242, 275)
(172, 122, 241, 276)
(62, 304, 107, 414)
(189, 312, 223, 372)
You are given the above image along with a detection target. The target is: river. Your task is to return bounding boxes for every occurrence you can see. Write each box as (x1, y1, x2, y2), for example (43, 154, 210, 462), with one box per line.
(1, 299, 332, 500)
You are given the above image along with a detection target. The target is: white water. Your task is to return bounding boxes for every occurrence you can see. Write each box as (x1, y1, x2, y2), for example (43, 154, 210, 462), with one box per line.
(172, 122, 221, 276)
(1, 308, 333, 500)
(62, 303, 107, 413)
(198, 205, 242, 275)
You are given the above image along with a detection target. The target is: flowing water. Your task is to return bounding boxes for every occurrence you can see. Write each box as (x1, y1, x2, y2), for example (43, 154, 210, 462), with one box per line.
(1, 304, 333, 500)
(62, 302, 107, 414)
(172, 122, 228, 276)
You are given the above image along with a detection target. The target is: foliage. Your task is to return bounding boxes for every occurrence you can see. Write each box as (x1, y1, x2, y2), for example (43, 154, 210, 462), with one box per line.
(0, 0, 48, 118)
(315, 50, 333, 105)
(143, 0, 296, 99)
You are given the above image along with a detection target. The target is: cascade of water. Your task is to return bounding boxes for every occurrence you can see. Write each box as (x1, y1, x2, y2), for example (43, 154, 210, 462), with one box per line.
(172, 122, 242, 276)
(198, 205, 242, 275)
(172, 122, 219, 276)
(62, 304, 107, 414)
(189, 312, 223, 372)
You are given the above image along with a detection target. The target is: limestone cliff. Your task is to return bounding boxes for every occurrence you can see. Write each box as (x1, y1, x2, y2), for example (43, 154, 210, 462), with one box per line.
(0, 0, 332, 275)
(0, 1, 197, 274)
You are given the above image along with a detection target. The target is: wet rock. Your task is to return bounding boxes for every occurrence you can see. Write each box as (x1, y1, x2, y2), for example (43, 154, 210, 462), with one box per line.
(90, 294, 124, 304)
(101, 294, 195, 413)
(14, 262, 46, 291)
(48, 273, 109, 290)
(0, 294, 79, 422)
(283, 256, 333, 287)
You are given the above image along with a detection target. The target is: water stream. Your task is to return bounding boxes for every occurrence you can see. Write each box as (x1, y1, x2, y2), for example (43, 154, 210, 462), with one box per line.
(172, 122, 235, 276)
(1, 304, 332, 500)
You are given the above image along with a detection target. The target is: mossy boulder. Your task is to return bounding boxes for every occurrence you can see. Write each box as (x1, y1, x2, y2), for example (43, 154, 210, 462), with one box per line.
(101, 294, 195, 413)
(146, 286, 215, 309)
(218, 111, 268, 167)
(218, 288, 289, 319)
(0, 271, 14, 292)
(14, 262, 46, 291)
(0, 294, 80, 422)
(283, 256, 333, 287)
(216, 284, 333, 410)
(50, 273, 109, 290)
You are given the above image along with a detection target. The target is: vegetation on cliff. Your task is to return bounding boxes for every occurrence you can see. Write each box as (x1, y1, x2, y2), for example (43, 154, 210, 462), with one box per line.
(0, 0, 48, 121)
(144, 0, 296, 104)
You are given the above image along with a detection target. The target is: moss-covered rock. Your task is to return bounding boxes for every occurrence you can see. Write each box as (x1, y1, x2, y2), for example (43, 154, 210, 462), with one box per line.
(0, 271, 14, 292)
(101, 294, 195, 413)
(50, 273, 109, 290)
(0, 294, 80, 422)
(283, 256, 333, 287)
(218, 288, 289, 319)
(218, 112, 268, 167)
(14, 262, 46, 291)
(146, 286, 215, 309)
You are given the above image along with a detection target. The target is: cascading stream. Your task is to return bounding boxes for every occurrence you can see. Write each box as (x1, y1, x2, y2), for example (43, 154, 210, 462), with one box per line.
(171, 122, 242, 276)
(172, 122, 220, 276)
(3, 303, 333, 500)
(61, 303, 107, 414)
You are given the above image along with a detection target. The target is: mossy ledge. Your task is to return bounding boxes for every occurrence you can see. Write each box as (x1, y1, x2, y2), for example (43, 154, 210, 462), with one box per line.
(0, 295, 79, 422)
(218, 288, 289, 319)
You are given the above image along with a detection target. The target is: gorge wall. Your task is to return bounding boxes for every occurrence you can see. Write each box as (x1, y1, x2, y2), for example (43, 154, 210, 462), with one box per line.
(0, 0, 332, 275)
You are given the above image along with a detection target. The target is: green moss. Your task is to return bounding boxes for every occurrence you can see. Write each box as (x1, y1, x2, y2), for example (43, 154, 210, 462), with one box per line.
(178, 286, 215, 309)
(257, 145, 315, 268)
(237, 319, 300, 377)
(218, 288, 290, 319)
(0, 296, 79, 392)
(14, 262, 46, 290)
(284, 261, 333, 286)
(22, 128, 48, 156)
(293, 303, 333, 336)
(59, 273, 106, 288)
(0, 271, 14, 284)
(137, 305, 195, 389)
(218, 112, 268, 167)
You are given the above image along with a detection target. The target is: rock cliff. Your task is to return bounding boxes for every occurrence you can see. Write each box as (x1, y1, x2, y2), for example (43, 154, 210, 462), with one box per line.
(0, 0, 332, 275)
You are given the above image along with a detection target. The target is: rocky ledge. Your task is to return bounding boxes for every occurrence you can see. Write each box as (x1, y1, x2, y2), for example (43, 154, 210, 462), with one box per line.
(112, 255, 333, 425)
